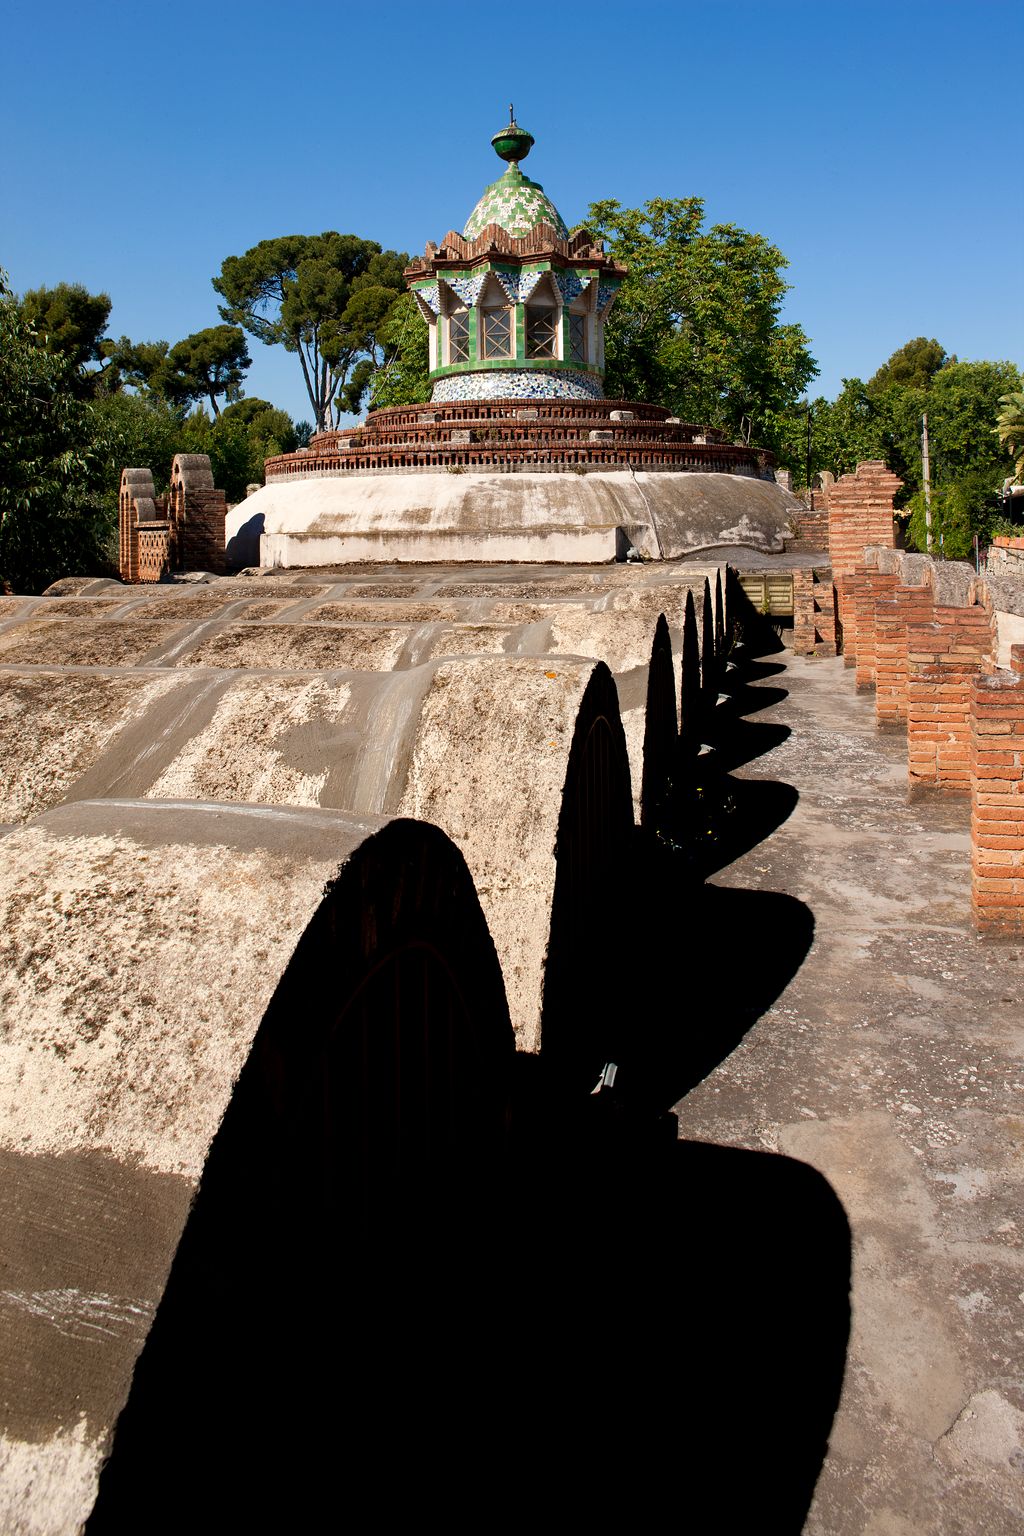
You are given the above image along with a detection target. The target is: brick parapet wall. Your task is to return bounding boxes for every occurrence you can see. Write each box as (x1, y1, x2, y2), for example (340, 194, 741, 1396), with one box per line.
(970, 671, 1024, 932)
(265, 440, 771, 479)
(172, 487, 227, 574)
(826, 462, 901, 657)
(827, 540, 1024, 931)
(118, 457, 226, 581)
(118, 470, 157, 584)
(907, 607, 994, 794)
(262, 399, 779, 478)
(874, 584, 935, 728)
(826, 461, 901, 580)
(786, 506, 830, 552)
(836, 569, 898, 683)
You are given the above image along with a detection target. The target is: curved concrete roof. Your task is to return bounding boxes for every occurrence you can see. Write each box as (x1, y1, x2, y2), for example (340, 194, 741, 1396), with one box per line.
(0, 801, 512, 1534)
(0, 565, 717, 825)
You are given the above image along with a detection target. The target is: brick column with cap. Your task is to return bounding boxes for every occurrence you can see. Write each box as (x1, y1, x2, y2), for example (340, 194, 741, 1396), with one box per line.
(826, 462, 902, 661)
(907, 606, 994, 794)
(970, 654, 1024, 931)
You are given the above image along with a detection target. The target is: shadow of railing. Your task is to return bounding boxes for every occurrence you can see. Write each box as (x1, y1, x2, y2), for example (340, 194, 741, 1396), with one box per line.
(504, 1065, 850, 1532)
(87, 1084, 849, 1536)
(83, 581, 845, 1536)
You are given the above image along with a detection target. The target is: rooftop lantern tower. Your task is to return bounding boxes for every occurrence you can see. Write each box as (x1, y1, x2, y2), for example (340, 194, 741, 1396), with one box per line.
(405, 109, 626, 404)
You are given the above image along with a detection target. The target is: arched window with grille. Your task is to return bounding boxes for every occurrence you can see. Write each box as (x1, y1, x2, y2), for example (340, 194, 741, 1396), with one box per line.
(446, 302, 470, 365)
(568, 297, 589, 367)
(526, 276, 559, 360)
(478, 276, 513, 360)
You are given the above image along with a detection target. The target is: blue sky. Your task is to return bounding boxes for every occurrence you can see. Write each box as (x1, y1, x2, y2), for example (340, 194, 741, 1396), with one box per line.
(3, 0, 1021, 427)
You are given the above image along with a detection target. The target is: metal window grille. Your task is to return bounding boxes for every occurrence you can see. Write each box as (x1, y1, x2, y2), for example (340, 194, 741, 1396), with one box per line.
(449, 311, 470, 364)
(480, 307, 512, 359)
(526, 308, 557, 359)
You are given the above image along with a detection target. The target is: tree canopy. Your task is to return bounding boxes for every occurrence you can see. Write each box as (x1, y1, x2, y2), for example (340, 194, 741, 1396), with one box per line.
(0, 276, 111, 591)
(771, 343, 1022, 559)
(0, 270, 313, 590)
(867, 337, 950, 395)
(105, 326, 251, 414)
(995, 392, 1024, 483)
(585, 197, 817, 439)
(17, 282, 117, 395)
(159, 326, 251, 415)
(212, 235, 408, 431)
(366, 293, 431, 410)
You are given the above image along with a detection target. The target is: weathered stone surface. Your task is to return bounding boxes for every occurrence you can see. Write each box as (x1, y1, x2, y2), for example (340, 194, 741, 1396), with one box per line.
(674, 653, 1024, 1536)
(237, 471, 797, 566)
(396, 657, 632, 1049)
(929, 559, 976, 608)
(0, 801, 511, 1535)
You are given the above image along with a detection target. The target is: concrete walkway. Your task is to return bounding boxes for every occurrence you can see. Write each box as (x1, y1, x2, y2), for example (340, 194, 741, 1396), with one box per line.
(674, 650, 1024, 1534)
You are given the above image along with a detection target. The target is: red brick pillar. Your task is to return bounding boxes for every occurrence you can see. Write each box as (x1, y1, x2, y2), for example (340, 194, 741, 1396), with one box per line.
(839, 568, 898, 686)
(834, 572, 862, 665)
(119, 469, 155, 583)
(125, 503, 139, 583)
(971, 671, 1024, 932)
(874, 584, 934, 727)
(826, 462, 902, 656)
(167, 455, 227, 574)
(907, 606, 994, 793)
(791, 568, 837, 656)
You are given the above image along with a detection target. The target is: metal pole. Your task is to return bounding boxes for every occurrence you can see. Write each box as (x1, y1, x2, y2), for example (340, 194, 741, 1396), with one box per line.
(805, 402, 812, 497)
(922, 412, 933, 553)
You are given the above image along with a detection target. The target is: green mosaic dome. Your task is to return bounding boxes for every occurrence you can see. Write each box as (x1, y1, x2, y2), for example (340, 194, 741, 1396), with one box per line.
(464, 164, 569, 240)
(464, 118, 569, 241)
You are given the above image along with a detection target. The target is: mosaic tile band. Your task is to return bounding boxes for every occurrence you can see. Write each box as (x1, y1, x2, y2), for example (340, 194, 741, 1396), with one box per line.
(494, 270, 545, 305)
(431, 368, 604, 404)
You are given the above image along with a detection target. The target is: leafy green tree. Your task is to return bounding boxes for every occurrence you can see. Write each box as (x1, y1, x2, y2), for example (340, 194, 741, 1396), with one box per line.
(585, 197, 817, 438)
(867, 337, 950, 395)
(906, 469, 1003, 559)
(366, 293, 431, 409)
(772, 342, 1021, 552)
(157, 326, 251, 415)
(108, 327, 251, 416)
(18, 282, 117, 395)
(78, 393, 187, 555)
(181, 402, 299, 502)
(923, 361, 1019, 485)
(107, 336, 171, 395)
(88, 392, 185, 494)
(212, 235, 408, 431)
(0, 276, 112, 591)
(768, 381, 887, 489)
(220, 397, 297, 452)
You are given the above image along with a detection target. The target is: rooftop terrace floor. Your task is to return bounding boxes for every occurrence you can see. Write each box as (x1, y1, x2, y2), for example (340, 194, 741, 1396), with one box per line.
(676, 650, 1024, 1533)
